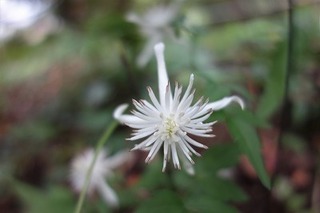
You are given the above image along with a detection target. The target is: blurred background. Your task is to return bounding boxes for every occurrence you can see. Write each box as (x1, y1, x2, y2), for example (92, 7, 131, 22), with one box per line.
(0, 0, 320, 212)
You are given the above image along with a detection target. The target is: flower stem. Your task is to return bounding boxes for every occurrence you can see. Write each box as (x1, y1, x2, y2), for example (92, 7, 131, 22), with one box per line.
(74, 120, 118, 213)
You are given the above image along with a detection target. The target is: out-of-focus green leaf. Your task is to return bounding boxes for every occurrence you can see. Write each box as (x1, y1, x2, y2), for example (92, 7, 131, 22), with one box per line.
(136, 160, 169, 189)
(12, 181, 74, 213)
(287, 194, 307, 212)
(117, 188, 139, 208)
(173, 143, 248, 205)
(9, 120, 55, 142)
(85, 12, 139, 43)
(169, 140, 248, 213)
(0, 31, 87, 86)
(185, 196, 238, 213)
(201, 19, 284, 59)
(225, 110, 271, 189)
(174, 172, 247, 203)
(78, 110, 111, 132)
(136, 189, 185, 213)
(195, 177, 248, 202)
(212, 108, 268, 131)
(198, 143, 240, 174)
(188, 156, 248, 210)
(256, 42, 286, 120)
(282, 133, 306, 153)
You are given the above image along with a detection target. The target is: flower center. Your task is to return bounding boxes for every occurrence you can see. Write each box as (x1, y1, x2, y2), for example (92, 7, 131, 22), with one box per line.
(160, 116, 179, 141)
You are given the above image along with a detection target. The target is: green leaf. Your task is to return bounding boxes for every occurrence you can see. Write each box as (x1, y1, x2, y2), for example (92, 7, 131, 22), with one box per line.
(136, 160, 170, 189)
(9, 120, 55, 142)
(185, 196, 239, 213)
(197, 177, 247, 202)
(78, 110, 111, 132)
(281, 133, 306, 153)
(136, 189, 185, 213)
(173, 142, 247, 207)
(256, 42, 286, 120)
(287, 194, 307, 212)
(199, 143, 241, 173)
(174, 173, 247, 203)
(12, 181, 74, 213)
(225, 110, 271, 189)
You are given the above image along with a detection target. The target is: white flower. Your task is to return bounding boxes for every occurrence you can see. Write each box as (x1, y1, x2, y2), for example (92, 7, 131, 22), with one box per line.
(0, 0, 52, 42)
(114, 42, 244, 174)
(126, 4, 179, 67)
(70, 148, 130, 208)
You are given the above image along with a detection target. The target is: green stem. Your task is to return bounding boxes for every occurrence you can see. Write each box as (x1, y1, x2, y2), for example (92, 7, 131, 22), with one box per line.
(74, 120, 118, 213)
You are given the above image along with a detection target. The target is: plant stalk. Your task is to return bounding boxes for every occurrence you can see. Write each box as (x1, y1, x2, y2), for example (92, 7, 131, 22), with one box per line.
(74, 121, 118, 213)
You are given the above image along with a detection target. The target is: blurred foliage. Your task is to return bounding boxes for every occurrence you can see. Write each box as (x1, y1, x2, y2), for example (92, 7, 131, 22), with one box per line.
(12, 181, 75, 213)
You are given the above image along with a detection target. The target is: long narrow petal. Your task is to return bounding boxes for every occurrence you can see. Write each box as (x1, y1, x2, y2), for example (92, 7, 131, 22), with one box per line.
(145, 138, 163, 163)
(162, 140, 169, 172)
(131, 135, 157, 150)
(97, 179, 119, 208)
(133, 100, 159, 117)
(113, 104, 128, 121)
(181, 138, 201, 156)
(128, 130, 154, 141)
(126, 12, 142, 25)
(141, 99, 161, 114)
(177, 74, 194, 111)
(171, 143, 180, 169)
(154, 42, 169, 106)
(204, 96, 245, 111)
(107, 150, 132, 169)
(183, 134, 209, 149)
(113, 104, 145, 124)
(165, 83, 172, 113)
(131, 110, 159, 122)
(177, 147, 195, 175)
(171, 83, 182, 113)
(181, 156, 195, 176)
(137, 36, 161, 67)
(119, 115, 144, 125)
(147, 87, 163, 111)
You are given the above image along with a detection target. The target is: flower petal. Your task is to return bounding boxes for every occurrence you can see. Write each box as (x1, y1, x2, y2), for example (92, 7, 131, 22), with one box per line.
(126, 12, 142, 25)
(106, 150, 132, 169)
(137, 36, 161, 67)
(145, 138, 163, 163)
(97, 179, 119, 208)
(171, 142, 180, 169)
(113, 104, 128, 120)
(177, 148, 195, 175)
(204, 95, 245, 111)
(182, 161, 195, 175)
(113, 104, 143, 124)
(154, 42, 169, 106)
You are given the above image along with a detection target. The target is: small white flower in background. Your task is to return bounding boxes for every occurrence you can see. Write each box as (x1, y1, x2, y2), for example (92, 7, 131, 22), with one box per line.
(70, 148, 131, 208)
(126, 3, 180, 67)
(114, 42, 244, 175)
(0, 0, 60, 44)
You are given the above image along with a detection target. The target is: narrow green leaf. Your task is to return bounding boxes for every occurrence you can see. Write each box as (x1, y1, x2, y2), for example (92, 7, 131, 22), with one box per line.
(226, 112, 271, 189)
(256, 42, 286, 120)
